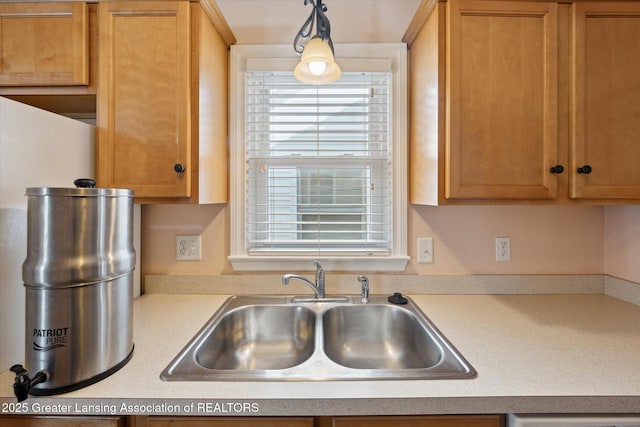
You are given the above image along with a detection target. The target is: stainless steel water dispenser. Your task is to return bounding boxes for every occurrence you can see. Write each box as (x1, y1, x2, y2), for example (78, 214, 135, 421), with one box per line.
(11, 179, 135, 400)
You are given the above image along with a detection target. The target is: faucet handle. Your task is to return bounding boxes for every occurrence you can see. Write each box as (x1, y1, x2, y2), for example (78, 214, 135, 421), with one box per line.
(313, 260, 325, 281)
(357, 275, 369, 304)
(313, 260, 325, 298)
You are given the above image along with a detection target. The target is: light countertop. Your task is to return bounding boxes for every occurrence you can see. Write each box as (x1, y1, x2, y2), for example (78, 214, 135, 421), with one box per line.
(2, 292, 640, 415)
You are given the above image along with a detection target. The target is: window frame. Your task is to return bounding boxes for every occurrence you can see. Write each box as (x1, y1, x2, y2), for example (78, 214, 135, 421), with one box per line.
(229, 44, 408, 272)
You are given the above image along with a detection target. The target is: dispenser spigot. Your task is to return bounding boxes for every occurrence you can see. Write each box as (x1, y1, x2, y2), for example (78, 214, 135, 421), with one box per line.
(10, 364, 48, 402)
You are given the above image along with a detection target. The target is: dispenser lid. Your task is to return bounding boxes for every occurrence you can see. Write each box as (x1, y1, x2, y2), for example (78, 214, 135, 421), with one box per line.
(26, 178, 133, 198)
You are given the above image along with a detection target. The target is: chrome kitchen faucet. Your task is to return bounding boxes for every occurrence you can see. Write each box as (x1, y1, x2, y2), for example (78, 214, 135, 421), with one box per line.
(282, 260, 326, 299)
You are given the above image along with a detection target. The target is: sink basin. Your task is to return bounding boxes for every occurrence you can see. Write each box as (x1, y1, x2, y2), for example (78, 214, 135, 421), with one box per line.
(323, 305, 442, 369)
(195, 305, 315, 370)
(161, 295, 476, 381)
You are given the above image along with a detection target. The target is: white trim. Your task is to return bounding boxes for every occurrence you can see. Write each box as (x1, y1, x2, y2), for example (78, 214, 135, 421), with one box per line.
(229, 43, 409, 273)
(228, 256, 410, 273)
(391, 44, 408, 268)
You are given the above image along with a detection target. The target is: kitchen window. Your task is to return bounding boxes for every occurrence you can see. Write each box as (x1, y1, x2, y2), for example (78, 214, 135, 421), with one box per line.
(229, 44, 408, 272)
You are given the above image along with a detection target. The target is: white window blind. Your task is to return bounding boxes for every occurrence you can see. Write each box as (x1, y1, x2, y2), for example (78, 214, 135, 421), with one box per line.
(245, 71, 392, 256)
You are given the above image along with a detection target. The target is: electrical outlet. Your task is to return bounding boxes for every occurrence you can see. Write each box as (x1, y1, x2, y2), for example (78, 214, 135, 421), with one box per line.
(417, 237, 433, 264)
(176, 235, 202, 261)
(495, 237, 510, 261)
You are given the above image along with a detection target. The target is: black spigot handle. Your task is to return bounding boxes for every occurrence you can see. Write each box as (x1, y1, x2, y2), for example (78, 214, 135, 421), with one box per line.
(10, 364, 30, 402)
(10, 364, 49, 402)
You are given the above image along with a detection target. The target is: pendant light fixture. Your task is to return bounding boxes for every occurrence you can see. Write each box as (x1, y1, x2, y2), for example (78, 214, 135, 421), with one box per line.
(293, 0, 341, 85)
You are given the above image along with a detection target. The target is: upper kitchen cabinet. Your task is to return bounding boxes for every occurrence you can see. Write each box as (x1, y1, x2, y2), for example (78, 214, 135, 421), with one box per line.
(406, 0, 640, 204)
(0, 2, 97, 120)
(570, 1, 640, 199)
(0, 2, 89, 87)
(97, 0, 233, 203)
(406, 0, 558, 204)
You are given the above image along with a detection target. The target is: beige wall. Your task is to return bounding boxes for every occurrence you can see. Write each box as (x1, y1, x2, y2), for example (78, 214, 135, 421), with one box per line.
(604, 206, 640, 283)
(408, 205, 603, 275)
(141, 204, 605, 277)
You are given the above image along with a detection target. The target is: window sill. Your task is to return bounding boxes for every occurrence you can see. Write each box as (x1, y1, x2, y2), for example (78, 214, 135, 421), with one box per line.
(228, 255, 410, 272)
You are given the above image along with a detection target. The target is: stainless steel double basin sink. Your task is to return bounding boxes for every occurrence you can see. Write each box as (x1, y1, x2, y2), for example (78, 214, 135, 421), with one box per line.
(161, 295, 476, 381)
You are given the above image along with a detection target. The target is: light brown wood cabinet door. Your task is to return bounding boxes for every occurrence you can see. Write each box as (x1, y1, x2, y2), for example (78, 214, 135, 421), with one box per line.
(0, 416, 125, 427)
(97, 1, 191, 198)
(145, 416, 315, 427)
(446, 0, 558, 200)
(570, 1, 640, 199)
(0, 2, 89, 86)
(330, 415, 503, 427)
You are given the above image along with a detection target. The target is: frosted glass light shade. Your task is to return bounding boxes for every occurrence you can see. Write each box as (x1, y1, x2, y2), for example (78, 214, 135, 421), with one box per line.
(294, 37, 341, 85)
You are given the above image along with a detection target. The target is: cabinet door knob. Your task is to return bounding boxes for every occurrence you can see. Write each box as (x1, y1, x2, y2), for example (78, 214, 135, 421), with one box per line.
(577, 165, 592, 174)
(549, 165, 564, 174)
(174, 164, 186, 173)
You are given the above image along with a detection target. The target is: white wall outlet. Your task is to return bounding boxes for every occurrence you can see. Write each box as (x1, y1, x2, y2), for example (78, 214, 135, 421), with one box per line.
(176, 235, 202, 261)
(417, 237, 434, 264)
(495, 237, 511, 261)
